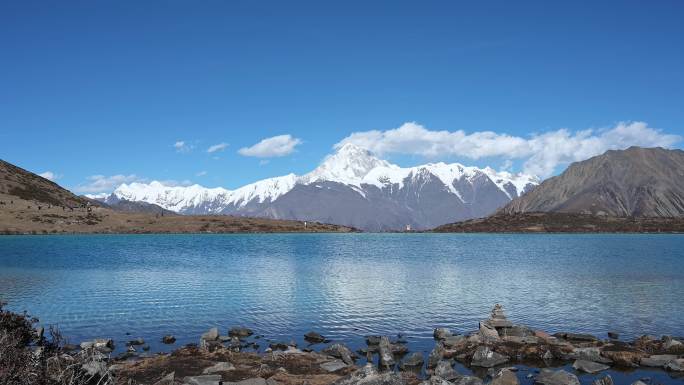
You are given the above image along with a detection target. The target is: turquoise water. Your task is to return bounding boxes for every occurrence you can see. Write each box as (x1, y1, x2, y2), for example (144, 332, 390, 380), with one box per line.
(0, 234, 683, 381)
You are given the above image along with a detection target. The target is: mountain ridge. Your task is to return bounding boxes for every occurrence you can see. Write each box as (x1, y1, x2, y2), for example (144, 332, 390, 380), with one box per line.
(501, 146, 684, 217)
(99, 144, 539, 230)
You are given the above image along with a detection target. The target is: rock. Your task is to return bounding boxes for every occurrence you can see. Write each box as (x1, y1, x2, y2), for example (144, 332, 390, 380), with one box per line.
(270, 342, 290, 351)
(442, 335, 466, 349)
(452, 376, 483, 385)
(230, 336, 241, 351)
(378, 336, 395, 369)
(572, 359, 609, 374)
(427, 345, 444, 368)
(366, 336, 382, 345)
(162, 335, 176, 344)
(201, 327, 219, 341)
(498, 325, 534, 338)
(534, 369, 580, 385)
(332, 363, 405, 385)
(434, 328, 453, 340)
(80, 338, 114, 353)
(321, 360, 348, 372)
(434, 360, 460, 381)
(421, 376, 451, 385)
(592, 375, 613, 385)
(607, 332, 619, 340)
(183, 375, 223, 385)
(304, 331, 326, 343)
(143, 345, 150, 351)
(663, 337, 683, 350)
(229, 326, 254, 338)
(127, 337, 145, 346)
(601, 349, 644, 368)
(153, 372, 175, 385)
(640, 354, 677, 367)
(631, 382, 648, 385)
(479, 321, 500, 340)
(569, 347, 612, 364)
(399, 352, 424, 370)
(323, 343, 355, 365)
(490, 369, 519, 385)
(229, 379, 268, 385)
(665, 358, 684, 371)
(35, 326, 44, 341)
(554, 333, 598, 342)
(471, 345, 509, 367)
(203, 361, 236, 374)
(127, 345, 136, 353)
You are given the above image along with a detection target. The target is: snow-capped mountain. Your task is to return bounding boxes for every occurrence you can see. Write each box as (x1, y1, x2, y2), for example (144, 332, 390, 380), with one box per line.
(97, 144, 538, 230)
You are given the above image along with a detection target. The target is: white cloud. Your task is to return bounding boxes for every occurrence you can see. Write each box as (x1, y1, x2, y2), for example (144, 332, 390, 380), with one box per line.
(196, 170, 208, 177)
(38, 171, 61, 181)
(207, 142, 229, 153)
(174, 140, 193, 153)
(75, 174, 143, 193)
(336, 121, 681, 177)
(238, 134, 302, 158)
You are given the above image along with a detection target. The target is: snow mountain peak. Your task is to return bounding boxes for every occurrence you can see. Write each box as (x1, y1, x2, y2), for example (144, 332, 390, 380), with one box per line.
(100, 146, 540, 230)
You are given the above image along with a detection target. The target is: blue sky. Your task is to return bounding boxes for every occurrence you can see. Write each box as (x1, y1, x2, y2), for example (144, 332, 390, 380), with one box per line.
(1, 1, 683, 193)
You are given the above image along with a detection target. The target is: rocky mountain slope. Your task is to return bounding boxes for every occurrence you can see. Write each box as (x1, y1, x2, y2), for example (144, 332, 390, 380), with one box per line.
(501, 147, 684, 217)
(100, 144, 538, 231)
(0, 159, 354, 234)
(0, 159, 87, 208)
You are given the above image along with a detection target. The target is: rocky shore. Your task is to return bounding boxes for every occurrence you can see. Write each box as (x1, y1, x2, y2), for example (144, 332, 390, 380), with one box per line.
(42, 306, 683, 385)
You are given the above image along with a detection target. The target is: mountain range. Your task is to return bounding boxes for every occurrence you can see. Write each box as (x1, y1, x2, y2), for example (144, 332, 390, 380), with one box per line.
(94, 144, 538, 231)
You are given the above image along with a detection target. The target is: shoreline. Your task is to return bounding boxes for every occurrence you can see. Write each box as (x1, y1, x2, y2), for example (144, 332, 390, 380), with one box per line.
(22, 305, 684, 385)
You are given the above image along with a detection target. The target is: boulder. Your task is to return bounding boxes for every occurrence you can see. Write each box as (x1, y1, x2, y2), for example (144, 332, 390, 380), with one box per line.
(554, 333, 598, 342)
(323, 343, 355, 365)
(378, 336, 395, 369)
(421, 376, 451, 385)
(534, 369, 580, 385)
(640, 354, 677, 367)
(498, 325, 534, 338)
(601, 349, 645, 367)
(471, 346, 509, 368)
(304, 331, 326, 343)
(229, 326, 254, 338)
(433, 360, 460, 381)
(572, 359, 609, 374)
(427, 345, 444, 368)
(184, 375, 222, 385)
(202, 362, 236, 374)
(665, 358, 684, 372)
(201, 327, 219, 341)
(453, 376, 483, 385)
(663, 337, 683, 350)
(434, 328, 453, 340)
(332, 363, 405, 385)
(366, 336, 382, 345)
(607, 332, 619, 340)
(162, 335, 176, 344)
(153, 372, 175, 385)
(490, 369, 519, 385)
(592, 375, 613, 385)
(479, 322, 500, 340)
(321, 360, 349, 372)
(568, 347, 612, 364)
(399, 352, 424, 370)
(442, 335, 466, 350)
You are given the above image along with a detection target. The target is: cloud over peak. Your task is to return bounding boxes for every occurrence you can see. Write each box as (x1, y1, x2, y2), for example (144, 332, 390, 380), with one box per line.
(238, 134, 302, 158)
(336, 121, 680, 177)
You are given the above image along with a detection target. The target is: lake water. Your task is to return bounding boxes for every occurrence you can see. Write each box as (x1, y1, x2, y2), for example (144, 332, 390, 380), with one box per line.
(1, 234, 683, 383)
